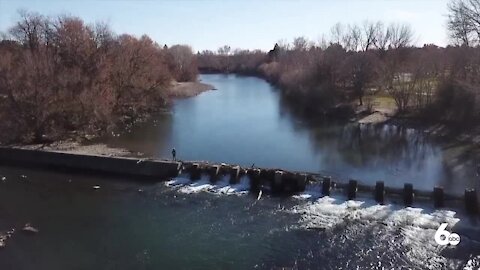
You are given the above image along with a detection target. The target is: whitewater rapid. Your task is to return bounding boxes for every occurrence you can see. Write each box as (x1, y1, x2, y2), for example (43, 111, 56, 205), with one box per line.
(165, 174, 480, 269)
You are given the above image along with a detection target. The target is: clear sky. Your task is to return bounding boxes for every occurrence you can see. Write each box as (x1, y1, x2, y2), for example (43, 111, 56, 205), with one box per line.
(0, 0, 451, 52)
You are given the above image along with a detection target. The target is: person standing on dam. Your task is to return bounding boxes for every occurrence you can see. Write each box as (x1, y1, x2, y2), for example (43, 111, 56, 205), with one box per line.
(172, 148, 177, 161)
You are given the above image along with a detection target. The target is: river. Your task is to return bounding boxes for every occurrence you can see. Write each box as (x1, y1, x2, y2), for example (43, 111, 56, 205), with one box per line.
(104, 74, 478, 195)
(0, 74, 479, 269)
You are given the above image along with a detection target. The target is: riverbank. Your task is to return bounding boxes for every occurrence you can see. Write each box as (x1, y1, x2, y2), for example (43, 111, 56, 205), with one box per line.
(352, 96, 480, 183)
(166, 81, 215, 98)
(6, 80, 216, 156)
(354, 94, 480, 145)
(0, 78, 215, 147)
(16, 140, 136, 157)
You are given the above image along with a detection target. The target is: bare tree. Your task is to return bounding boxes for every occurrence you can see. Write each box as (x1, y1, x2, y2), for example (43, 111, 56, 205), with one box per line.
(342, 52, 379, 105)
(375, 23, 391, 51)
(346, 24, 362, 51)
(329, 22, 365, 51)
(168, 44, 197, 81)
(217, 45, 231, 55)
(389, 74, 415, 112)
(276, 39, 291, 51)
(1, 11, 196, 143)
(9, 10, 46, 51)
(387, 23, 414, 49)
(293, 36, 309, 51)
(92, 21, 115, 50)
(329, 21, 412, 52)
(448, 0, 480, 46)
(317, 34, 329, 50)
(361, 21, 381, 51)
(330, 23, 344, 45)
(388, 62, 431, 113)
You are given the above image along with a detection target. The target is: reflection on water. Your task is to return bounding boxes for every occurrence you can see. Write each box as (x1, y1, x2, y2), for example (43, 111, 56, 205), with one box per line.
(102, 74, 477, 194)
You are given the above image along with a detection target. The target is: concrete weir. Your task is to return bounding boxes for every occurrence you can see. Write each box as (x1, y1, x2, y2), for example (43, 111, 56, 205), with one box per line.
(0, 147, 181, 179)
(0, 147, 479, 215)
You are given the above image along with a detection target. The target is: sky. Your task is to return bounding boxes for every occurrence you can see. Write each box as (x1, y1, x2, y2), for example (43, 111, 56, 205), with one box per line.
(0, 0, 451, 52)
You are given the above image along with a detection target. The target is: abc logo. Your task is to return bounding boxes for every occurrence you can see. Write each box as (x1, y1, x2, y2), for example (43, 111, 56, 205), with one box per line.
(434, 223, 460, 246)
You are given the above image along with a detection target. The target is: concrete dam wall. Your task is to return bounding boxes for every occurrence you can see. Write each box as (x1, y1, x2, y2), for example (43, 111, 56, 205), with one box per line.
(0, 147, 478, 215)
(0, 147, 181, 178)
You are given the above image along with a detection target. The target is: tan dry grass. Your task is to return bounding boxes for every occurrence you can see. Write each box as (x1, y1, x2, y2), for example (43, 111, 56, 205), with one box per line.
(167, 81, 215, 98)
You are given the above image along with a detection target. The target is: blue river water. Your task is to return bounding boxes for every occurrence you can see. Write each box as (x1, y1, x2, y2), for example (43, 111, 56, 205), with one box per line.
(104, 74, 478, 195)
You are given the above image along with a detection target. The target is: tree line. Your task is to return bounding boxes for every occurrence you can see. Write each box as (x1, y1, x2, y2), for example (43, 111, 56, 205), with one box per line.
(198, 1, 480, 125)
(0, 11, 198, 144)
(2, 1, 479, 144)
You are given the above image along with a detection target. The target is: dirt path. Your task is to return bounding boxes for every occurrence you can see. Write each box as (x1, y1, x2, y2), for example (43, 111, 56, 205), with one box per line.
(17, 141, 135, 157)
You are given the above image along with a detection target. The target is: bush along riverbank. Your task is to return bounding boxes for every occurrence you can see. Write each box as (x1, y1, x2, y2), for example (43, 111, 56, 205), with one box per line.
(0, 11, 202, 145)
(198, 21, 480, 129)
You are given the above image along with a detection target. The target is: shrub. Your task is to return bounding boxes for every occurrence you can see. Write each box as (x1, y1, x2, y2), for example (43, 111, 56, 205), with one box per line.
(426, 80, 478, 124)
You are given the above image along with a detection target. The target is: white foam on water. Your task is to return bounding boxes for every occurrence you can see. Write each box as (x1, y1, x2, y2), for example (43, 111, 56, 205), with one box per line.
(165, 177, 479, 268)
(178, 178, 214, 194)
(290, 193, 466, 232)
(215, 176, 250, 195)
(165, 177, 191, 187)
(290, 192, 480, 269)
(292, 184, 322, 200)
(463, 255, 480, 270)
(166, 175, 250, 195)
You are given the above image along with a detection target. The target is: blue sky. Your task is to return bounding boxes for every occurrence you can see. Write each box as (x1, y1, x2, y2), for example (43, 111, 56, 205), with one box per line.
(0, 0, 450, 52)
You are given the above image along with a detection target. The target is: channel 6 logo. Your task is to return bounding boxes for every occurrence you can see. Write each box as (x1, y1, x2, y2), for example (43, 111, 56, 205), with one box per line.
(434, 223, 461, 246)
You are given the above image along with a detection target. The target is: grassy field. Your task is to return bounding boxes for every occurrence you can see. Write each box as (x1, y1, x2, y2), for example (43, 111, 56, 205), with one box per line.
(365, 94, 397, 116)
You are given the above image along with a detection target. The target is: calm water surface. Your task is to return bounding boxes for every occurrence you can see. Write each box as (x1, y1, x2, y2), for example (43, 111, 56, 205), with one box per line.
(104, 74, 477, 194)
